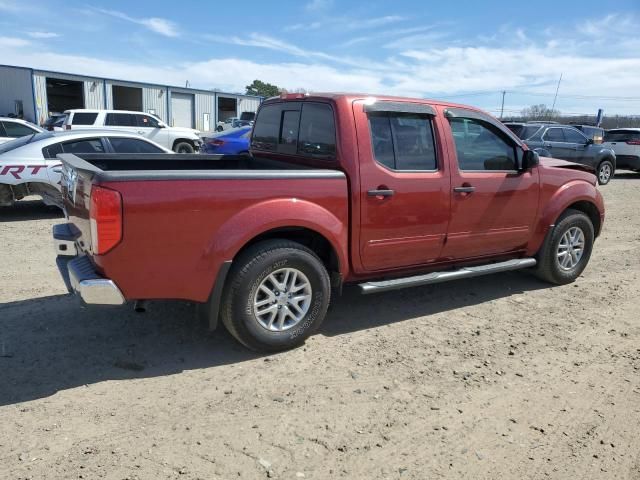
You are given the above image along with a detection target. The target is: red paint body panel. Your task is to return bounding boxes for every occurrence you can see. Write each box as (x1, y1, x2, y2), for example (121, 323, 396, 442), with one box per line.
(63, 93, 605, 302)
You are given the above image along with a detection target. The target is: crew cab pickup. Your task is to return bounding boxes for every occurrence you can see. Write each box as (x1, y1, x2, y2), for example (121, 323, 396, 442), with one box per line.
(53, 93, 605, 352)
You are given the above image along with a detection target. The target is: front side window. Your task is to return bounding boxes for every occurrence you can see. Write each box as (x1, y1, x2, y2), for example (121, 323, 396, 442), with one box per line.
(449, 117, 517, 171)
(61, 138, 105, 154)
(368, 113, 437, 171)
(563, 128, 587, 144)
(544, 128, 565, 142)
(109, 137, 164, 153)
(105, 113, 137, 127)
(71, 112, 98, 125)
(136, 115, 160, 128)
(2, 121, 37, 138)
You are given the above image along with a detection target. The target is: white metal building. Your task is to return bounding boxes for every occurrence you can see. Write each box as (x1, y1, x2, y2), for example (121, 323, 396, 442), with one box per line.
(0, 64, 262, 131)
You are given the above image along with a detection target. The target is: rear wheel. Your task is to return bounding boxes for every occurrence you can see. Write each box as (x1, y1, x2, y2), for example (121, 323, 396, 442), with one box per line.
(597, 160, 614, 185)
(174, 141, 194, 153)
(534, 209, 594, 285)
(220, 240, 331, 352)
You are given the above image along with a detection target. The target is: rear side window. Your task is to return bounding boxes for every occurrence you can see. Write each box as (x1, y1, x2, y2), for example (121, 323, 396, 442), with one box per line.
(71, 112, 98, 125)
(368, 113, 437, 171)
(298, 103, 336, 158)
(61, 138, 105, 154)
(251, 105, 280, 151)
(563, 128, 587, 144)
(42, 143, 64, 159)
(109, 137, 164, 153)
(2, 121, 37, 137)
(105, 113, 137, 127)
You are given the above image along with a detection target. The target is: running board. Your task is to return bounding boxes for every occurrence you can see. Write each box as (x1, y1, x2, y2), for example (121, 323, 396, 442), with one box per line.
(358, 258, 537, 294)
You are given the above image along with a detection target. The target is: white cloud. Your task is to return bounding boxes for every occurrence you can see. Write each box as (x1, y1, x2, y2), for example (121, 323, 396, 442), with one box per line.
(0, 0, 22, 12)
(26, 31, 60, 39)
(94, 8, 179, 37)
(0, 36, 31, 47)
(285, 14, 404, 32)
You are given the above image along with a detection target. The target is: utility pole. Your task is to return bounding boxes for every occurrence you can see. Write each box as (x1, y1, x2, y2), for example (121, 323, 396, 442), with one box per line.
(500, 90, 506, 119)
(551, 73, 563, 117)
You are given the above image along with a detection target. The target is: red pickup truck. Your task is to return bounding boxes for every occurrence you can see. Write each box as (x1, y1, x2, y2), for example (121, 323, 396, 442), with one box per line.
(53, 93, 605, 352)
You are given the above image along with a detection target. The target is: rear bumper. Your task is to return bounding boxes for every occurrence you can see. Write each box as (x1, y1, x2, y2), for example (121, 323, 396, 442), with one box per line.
(53, 223, 125, 305)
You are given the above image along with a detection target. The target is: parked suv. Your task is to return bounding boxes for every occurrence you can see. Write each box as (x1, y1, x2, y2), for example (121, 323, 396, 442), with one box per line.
(63, 109, 202, 153)
(521, 124, 616, 185)
(602, 128, 640, 173)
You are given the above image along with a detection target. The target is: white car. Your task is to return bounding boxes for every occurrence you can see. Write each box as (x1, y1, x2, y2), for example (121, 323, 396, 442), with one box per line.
(0, 130, 172, 208)
(63, 109, 202, 153)
(0, 117, 44, 144)
(602, 128, 640, 172)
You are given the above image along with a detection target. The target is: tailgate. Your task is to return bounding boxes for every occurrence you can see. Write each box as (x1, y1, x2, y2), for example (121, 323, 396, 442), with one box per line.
(60, 157, 98, 255)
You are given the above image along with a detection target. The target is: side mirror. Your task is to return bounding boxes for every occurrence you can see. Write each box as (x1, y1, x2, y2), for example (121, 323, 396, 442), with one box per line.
(520, 150, 539, 171)
(157, 123, 166, 128)
(586, 138, 594, 145)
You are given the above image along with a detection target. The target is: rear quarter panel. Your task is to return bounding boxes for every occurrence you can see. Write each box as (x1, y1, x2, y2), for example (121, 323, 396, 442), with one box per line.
(92, 177, 349, 302)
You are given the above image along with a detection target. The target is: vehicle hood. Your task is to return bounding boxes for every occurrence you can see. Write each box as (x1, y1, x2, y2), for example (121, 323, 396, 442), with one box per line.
(537, 156, 597, 186)
(170, 127, 200, 136)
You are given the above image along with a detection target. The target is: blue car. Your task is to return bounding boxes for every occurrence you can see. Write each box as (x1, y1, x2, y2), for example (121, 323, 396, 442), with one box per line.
(201, 126, 251, 155)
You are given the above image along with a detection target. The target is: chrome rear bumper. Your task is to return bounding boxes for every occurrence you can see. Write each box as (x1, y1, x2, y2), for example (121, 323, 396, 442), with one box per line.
(53, 223, 125, 305)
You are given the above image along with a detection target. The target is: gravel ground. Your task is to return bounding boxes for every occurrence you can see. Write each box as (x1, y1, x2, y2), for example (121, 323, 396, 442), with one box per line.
(1, 176, 639, 480)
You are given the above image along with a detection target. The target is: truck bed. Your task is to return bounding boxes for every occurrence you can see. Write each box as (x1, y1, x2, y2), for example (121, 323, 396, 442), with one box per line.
(58, 152, 349, 304)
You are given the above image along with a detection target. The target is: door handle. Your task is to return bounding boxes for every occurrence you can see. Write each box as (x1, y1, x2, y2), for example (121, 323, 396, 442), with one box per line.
(367, 189, 395, 198)
(453, 186, 476, 193)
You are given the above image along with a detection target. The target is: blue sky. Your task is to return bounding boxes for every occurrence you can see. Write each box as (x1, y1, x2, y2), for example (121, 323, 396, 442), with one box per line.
(1, 0, 640, 116)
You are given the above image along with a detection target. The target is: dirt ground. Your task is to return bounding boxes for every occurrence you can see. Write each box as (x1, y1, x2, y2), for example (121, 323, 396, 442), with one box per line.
(1, 175, 639, 480)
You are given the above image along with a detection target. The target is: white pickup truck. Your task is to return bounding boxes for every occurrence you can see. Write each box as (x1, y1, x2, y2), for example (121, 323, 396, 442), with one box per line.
(63, 109, 202, 153)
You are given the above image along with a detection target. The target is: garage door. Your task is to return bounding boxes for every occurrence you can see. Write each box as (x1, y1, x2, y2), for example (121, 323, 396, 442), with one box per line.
(171, 92, 194, 128)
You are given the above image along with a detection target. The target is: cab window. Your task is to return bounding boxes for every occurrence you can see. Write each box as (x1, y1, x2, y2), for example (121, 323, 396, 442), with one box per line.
(449, 117, 517, 171)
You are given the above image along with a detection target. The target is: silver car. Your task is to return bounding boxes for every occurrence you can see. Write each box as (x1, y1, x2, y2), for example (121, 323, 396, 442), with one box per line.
(0, 130, 172, 208)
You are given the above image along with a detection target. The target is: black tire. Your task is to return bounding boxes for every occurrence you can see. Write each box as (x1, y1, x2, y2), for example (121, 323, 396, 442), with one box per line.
(533, 209, 594, 285)
(597, 159, 614, 185)
(216, 126, 224, 132)
(220, 239, 331, 352)
(174, 141, 194, 154)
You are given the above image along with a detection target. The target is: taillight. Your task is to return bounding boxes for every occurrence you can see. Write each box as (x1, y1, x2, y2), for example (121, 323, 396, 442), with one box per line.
(626, 140, 640, 145)
(90, 186, 122, 255)
(207, 139, 225, 146)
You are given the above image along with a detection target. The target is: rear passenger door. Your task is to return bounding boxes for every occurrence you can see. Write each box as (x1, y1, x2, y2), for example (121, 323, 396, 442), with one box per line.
(354, 100, 451, 271)
(442, 109, 539, 260)
(104, 113, 139, 136)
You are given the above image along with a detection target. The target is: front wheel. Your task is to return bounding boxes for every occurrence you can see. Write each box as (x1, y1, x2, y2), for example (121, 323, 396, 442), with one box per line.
(597, 160, 614, 185)
(533, 209, 594, 285)
(173, 141, 195, 154)
(220, 240, 331, 352)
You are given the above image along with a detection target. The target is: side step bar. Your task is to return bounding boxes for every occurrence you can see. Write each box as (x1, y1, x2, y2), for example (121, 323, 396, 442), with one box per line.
(358, 258, 537, 294)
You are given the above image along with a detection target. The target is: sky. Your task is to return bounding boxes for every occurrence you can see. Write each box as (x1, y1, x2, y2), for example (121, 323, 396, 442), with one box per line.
(1, 0, 640, 117)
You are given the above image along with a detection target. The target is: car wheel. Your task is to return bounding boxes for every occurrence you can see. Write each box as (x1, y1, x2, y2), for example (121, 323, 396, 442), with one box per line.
(220, 239, 331, 352)
(597, 160, 614, 185)
(216, 126, 223, 132)
(533, 209, 594, 285)
(174, 141, 194, 154)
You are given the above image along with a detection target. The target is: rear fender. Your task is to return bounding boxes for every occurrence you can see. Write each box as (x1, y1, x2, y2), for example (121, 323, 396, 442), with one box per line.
(204, 197, 349, 277)
(526, 180, 603, 256)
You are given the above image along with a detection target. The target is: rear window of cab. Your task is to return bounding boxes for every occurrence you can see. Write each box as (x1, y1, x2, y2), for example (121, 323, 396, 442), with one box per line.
(251, 102, 337, 159)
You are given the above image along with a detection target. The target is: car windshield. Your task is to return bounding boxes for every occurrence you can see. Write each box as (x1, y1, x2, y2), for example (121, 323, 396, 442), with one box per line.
(0, 131, 54, 154)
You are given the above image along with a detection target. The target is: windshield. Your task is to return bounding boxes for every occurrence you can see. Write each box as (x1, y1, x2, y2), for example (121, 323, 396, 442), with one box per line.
(0, 131, 54, 154)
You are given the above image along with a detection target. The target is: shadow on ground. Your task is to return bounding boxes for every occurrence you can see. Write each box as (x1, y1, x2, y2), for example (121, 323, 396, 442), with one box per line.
(0, 200, 64, 222)
(0, 270, 548, 406)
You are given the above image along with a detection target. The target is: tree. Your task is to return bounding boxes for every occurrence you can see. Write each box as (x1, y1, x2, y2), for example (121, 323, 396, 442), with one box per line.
(521, 104, 561, 120)
(245, 80, 282, 98)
